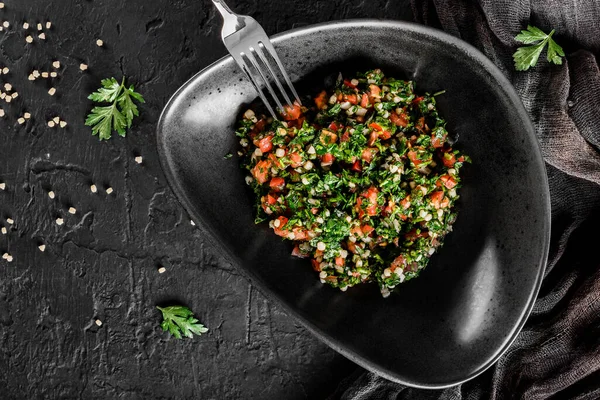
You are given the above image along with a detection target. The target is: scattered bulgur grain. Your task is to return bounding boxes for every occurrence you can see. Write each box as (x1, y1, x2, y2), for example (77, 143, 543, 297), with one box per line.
(2, 21, 9, 28)
(23, 22, 29, 29)
(6, 218, 14, 225)
(1, 253, 7, 260)
(46, 21, 51, 29)
(24, 112, 31, 119)
(95, 319, 103, 326)
(11, 92, 17, 98)
(96, 39, 103, 47)
(5, 95, 12, 103)
(59, 120, 67, 128)
(38, 244, 46, 252)
(4, 83, 11, 91)
(2, 67, 8, 74)
(79, 63, 88, 71)
(0, 109, 4, 117)
(55, 217, 64, 225)
(135, 156, 143, 164)
(48, 190, 55, 199)
(48, 87, 56, 96)
(158, 267, 166, 274)
(50, 72, 57, 78)
(106, 187, 113, 194)
(17, 117, 25, 124)
(68, 207, 76, 214)
(6, 255, 13, 262)
(47, 120, 55, 127)
(28, 74, 35, 81)
(41, 72, 49, 78)
(0, 3, 4, 9)
(52, 61, 60, 68)
(52, 116, 59, 124)
(190, 220, 196, 226)
(90, 184, 97, 193)
(33, 70, 40, 78)
(25, 35, 33, 43)
(0, 182, 4, 190)
(1, 227, 6, 235)
(38, 33, 45, 40)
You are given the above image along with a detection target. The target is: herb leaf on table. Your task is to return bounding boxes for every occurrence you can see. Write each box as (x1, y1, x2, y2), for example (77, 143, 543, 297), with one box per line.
(85, 77, 145, 140)
(157, 305, 209, 339)
(513, 25, 565, 71)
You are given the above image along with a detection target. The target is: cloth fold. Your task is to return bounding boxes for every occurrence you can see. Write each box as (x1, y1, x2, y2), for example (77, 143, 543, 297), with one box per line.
(329, 1, 600, 398)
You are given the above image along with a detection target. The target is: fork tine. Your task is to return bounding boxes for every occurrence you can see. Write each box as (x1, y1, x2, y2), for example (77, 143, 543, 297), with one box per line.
(245, 48, 285, 113)
(258, 40, 301, 105)
(238, 53, 278, 119)
(255, 42, 294, 108)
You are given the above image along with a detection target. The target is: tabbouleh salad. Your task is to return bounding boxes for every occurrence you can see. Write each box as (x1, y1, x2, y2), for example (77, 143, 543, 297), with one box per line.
(235, 69, 470, 297)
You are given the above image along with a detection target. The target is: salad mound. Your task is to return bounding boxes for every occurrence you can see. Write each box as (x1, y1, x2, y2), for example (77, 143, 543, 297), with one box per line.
(235, 69, 469, 297)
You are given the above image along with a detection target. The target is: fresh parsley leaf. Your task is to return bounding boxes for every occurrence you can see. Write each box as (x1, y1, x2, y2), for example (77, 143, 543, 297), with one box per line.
(224, 153, 233, 159)
(157, 305, 208, 339)
(513, 26, 565, 71)
(86, 77, 145, 140)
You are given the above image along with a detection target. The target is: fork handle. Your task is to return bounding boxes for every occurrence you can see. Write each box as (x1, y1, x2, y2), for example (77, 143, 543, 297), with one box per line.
(211, 0, 242, 31)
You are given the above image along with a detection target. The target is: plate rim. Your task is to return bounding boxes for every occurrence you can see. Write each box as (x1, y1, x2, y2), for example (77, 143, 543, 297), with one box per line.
(156, 19, 551, 388)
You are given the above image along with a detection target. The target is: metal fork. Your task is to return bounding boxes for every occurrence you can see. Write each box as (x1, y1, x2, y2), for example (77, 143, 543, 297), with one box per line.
(211, 0, 301, 119)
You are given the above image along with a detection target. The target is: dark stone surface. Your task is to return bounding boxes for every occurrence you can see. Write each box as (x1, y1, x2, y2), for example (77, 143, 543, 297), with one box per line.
(0, 0, 412, 398)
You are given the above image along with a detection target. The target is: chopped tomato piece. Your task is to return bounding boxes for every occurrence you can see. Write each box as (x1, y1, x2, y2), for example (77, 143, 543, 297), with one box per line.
(266, 194, 278, 205)
(361, 224, 375, 236)
(289, 152, 303, 168)
(257, 135, 273, 153)
(350, 226, 364, 237)
(344, 93, 358, 105)
(292, 245, 308, 258)
(442, 152, 456, 167)
(405, 229, 428, 241)
(282, 102, 302, 120)
(292, 227, 309, 241)
(311, 207, 319, 214)
(321, 153, 335, 166)
(390, 111, 408, 127)
(413, 96, 424, 104)
(369, 122, 383, 131)
(341, 130, 351, 142)
(343, 79, 357, 89)
(314, 90, 328, 109)
(367, 130, 378, 146)
(458, 156, 465, 162)
(269, 177, 285, 192)
(369, 84, 381, 97)
(408, 150, 423, 166)
(379, 130, 391, 140)
(347, 240, 357, 254)
(361, 147, 375, 163)
(440, 197, 450, 208)
(439, 174, 457, 189)
(273, 216, 289, 237)
(311, 259, 321, 271)
(356, 186, 379, 217)
(360, 93, 369, 108)
(383, 200, 396, 215)
(429, 191, 444, 209)
(252, 160, 271, 184)
(431, 136, 444, 148)
(390, 255, 405, 271)
(400, 196, 411, 210)
(335, 257, 345, 267)
(328, 121, 342, 132)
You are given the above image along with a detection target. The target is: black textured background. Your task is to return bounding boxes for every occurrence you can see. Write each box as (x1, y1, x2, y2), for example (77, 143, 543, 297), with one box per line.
(0, 0, 413, 398)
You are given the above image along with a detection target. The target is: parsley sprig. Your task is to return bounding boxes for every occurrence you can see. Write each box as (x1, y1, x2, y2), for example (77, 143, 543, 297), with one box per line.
(513, 25, 565, 71)
(157, 305, 208, 339)
(85, 77, 145, 140)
